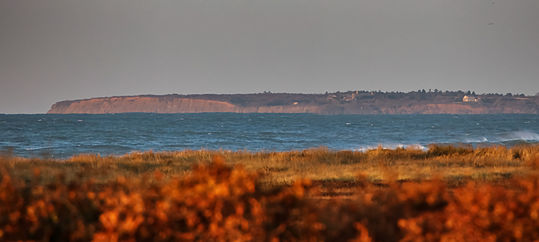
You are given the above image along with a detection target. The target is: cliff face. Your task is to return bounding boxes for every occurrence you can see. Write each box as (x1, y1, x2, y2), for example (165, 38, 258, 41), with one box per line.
(47, 93, 539, 114)
(49, 97, 237, 114)
(47, 96, 324, 114)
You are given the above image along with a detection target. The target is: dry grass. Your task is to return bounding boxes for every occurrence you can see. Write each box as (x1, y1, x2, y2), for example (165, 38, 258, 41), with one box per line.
(0, 144, 538, 241)
(2, 144, 537, 187)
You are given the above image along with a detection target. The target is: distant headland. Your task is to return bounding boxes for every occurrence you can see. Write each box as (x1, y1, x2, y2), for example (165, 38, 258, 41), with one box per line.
(48, 91, 538, 114)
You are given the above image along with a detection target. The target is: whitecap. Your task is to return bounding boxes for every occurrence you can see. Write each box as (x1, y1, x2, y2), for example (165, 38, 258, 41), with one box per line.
(464, 137, 488, 143)
(498, 131, 539, 142)
(356, 143, 427, 152)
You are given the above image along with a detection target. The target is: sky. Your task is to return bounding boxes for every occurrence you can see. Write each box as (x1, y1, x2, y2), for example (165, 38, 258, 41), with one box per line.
(1, 0, 538, 113)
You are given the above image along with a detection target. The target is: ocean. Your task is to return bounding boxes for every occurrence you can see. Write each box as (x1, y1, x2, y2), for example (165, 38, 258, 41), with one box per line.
(0, 113, 537, 158)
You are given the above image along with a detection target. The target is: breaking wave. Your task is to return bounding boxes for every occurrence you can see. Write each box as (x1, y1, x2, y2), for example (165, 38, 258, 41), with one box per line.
(498, 131, 539, 142)
(356, 144, 427, 152)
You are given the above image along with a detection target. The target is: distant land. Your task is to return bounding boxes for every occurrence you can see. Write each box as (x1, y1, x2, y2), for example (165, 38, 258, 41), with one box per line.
(48, 91, 539, 114)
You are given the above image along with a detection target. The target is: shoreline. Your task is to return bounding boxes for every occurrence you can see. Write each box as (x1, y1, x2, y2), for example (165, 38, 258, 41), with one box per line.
(3, 140, 539, 159)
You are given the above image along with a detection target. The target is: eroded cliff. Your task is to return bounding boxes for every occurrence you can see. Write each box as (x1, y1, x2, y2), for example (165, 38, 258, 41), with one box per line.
(47, 92, 539, 114)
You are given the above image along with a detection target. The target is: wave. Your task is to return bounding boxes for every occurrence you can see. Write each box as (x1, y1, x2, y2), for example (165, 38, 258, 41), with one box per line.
(464, 137, 489, 143)
(461, 131, 539, 145)
(498, 131, 539, 142)
(23, 145, 61, 151)
(356, 143, 427, 152)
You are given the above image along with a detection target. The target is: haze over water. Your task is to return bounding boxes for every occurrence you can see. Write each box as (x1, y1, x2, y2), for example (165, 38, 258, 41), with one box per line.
(0, 113, 537, 158)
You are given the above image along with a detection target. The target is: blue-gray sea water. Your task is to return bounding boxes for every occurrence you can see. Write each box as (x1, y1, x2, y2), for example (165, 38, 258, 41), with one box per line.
(0, 113, 537, 158)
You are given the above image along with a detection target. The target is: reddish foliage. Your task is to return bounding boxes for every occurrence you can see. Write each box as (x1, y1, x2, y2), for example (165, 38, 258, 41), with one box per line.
(1, 157, 539, 241)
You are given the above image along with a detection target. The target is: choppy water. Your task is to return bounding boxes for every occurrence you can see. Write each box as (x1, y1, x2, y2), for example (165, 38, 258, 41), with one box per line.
(0, 113, 537, 158)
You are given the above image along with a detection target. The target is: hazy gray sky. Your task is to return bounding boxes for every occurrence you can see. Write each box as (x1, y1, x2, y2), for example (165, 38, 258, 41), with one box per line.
(1, 0, 538, 113)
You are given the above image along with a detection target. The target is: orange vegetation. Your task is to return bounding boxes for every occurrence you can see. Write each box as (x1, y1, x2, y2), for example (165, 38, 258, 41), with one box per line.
(1, 146, 539, 241)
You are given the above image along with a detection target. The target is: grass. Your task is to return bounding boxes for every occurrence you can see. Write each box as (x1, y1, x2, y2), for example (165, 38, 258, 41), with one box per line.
(1, 144, 538, 241)
(2, 144, 538, 188)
